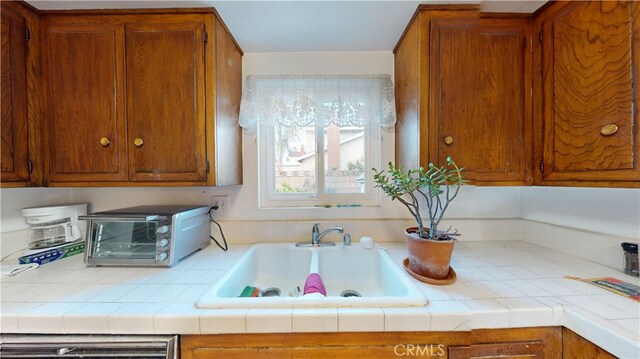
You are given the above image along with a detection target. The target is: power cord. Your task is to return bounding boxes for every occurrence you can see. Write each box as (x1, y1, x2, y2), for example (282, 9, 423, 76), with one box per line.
(0, 247, 28, 262)
(208, 206, 228, 251)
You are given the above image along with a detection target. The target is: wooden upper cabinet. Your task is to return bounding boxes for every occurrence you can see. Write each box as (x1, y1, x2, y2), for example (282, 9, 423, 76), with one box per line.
(42, 22, 127, 182)
(126, 21, 206, 182)
(429, 18, 531, 184)
(39, 9, 243, 186)
(394, 8, 532, 185)
(535, 0, 639, 185)
(1, 3, 30, 184)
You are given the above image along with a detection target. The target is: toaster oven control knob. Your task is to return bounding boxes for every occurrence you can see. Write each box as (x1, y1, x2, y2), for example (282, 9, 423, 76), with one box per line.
(156, 225, 170, 234)
(157, 239, 169, 248)
(156, 252, 168, 261)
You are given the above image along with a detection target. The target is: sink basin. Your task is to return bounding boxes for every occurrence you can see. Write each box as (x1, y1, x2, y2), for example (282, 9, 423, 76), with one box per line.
(197, 243, 427, 308)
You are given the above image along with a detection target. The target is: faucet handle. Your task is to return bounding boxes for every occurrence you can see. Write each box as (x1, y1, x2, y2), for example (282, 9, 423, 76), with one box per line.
(343, 234, 351, 246)
(312, 223, 320, 231)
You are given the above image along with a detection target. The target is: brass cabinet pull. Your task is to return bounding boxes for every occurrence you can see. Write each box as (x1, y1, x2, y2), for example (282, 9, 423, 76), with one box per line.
(99, 137, 111, 146)
(600, 124, 618, 136)
(444, 136, 454, 145)
(134, 138, 144, 147)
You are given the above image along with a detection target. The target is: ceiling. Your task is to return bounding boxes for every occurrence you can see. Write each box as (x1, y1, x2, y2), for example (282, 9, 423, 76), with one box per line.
(27, 1, 547, 52)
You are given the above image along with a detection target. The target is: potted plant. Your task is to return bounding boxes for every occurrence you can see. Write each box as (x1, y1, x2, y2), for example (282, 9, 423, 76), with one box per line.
(372, 157, 464, 282)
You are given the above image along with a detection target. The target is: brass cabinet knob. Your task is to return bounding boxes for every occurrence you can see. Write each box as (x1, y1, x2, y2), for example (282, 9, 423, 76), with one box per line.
(444, 136, 454, 145)
(600, 124, 618, 136)
(134, 138, 144, 147)
(100, 137, 111, 146)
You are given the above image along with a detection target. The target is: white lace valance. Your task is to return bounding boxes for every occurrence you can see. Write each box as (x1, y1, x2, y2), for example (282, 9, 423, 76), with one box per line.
(238, 75, 397, 129)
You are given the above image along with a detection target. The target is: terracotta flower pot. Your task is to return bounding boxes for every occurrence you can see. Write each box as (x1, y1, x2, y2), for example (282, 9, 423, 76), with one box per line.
(405, 227, 455, 280)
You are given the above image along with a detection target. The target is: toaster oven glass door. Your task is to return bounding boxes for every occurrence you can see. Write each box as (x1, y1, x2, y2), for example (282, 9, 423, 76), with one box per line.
(88, 220, 159, 261)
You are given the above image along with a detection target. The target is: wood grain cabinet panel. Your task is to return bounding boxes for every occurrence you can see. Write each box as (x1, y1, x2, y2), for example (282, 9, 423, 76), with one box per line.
(1, 3, 30, 183)
(42, 23, 127, 182)
(430, 18, 531, 183)
(394, 8, 532, 185)
(182, 328, 562, 359)
(536, 0, 640, 185)
(181, 327, 618, 358)
(396, 1, 638, 187)
(39, 9, 243, 186)
(126, 22, 206, 182)
(213, 19, 243, 185)
(562, 327, 616, 359)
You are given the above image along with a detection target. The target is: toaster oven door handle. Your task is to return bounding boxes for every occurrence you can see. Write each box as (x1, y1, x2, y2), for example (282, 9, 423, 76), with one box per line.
(78, 215, 160, 222)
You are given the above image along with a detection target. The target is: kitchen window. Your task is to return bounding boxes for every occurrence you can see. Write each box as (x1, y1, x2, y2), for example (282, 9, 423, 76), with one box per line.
(239, 75, 396, 207)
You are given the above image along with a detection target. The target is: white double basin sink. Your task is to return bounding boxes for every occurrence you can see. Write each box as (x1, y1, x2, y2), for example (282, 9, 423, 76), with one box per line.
(197, 243, 427, 308)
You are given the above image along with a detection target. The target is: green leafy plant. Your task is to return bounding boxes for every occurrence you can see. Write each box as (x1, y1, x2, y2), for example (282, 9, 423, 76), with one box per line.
(278, 182, 297, 193)
(277, 178, 315, 193)
(372, 157, 464, 240)
(346, 158, 365, 171)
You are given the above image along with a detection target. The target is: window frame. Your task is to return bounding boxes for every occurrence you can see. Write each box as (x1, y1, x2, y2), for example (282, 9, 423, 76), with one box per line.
(258, 121, 381, 208)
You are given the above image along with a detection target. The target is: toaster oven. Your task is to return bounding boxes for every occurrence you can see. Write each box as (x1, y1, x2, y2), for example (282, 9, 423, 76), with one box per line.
(79, 205, 210, 267)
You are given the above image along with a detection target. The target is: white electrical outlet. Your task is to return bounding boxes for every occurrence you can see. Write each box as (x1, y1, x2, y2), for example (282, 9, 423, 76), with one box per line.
(210, 195, 229, 216)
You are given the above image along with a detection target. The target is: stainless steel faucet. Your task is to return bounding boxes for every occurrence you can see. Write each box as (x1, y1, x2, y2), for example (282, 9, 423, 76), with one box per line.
(311, 223, 343, 245)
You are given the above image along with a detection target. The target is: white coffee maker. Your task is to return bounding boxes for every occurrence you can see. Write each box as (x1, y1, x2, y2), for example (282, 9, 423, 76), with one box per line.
(22, 204, 88, 249)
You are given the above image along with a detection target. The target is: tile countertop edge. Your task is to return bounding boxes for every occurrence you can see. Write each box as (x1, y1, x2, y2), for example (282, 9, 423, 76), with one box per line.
(4, 300, 638, 358)
(1, 240, 639, 358)
(562, 305, 640, 359)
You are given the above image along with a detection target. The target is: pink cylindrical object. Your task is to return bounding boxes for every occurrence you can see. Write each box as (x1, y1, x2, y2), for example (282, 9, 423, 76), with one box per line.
(303, 273, 327, 296)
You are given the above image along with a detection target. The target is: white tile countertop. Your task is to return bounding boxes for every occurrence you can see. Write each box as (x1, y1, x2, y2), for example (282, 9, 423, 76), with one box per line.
(1, 240, 638, 358)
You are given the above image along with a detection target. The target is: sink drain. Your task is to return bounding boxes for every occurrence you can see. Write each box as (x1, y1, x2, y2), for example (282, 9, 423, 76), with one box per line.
(261, 287, 281, 297)
(340, 289, 361, 298)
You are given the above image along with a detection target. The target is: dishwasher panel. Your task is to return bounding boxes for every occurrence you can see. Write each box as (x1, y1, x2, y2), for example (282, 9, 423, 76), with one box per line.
(0, 335, 178, 358)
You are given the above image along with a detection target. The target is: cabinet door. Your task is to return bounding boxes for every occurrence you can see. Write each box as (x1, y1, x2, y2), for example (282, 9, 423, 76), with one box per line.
(1, 4, 30, 183)
(429, 18, 532, 184)
(42, 22, 127, 182)
(539, 0, 639, 183)
(126, 21, 207, 182)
